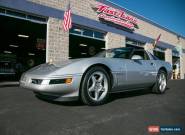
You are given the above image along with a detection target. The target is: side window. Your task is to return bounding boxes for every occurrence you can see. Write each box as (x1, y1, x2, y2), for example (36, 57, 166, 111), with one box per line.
(114, 52, 130, 59)
(131, 50, 149, 60)
(143, 51, 150, 60)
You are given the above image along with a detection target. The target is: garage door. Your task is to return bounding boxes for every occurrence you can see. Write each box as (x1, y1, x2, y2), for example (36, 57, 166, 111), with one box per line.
(0, 8, 47, 81)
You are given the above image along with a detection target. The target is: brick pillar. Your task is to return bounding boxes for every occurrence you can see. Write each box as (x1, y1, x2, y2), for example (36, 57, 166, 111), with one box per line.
(46, 17, 69, 63)
(180, 53, 185, 79)
(105, 32, 125, 49)
(165, 48, 172, 65)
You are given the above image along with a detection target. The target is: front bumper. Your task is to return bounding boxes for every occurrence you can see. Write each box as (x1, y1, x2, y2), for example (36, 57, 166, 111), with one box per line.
(19, 74, 82, 101)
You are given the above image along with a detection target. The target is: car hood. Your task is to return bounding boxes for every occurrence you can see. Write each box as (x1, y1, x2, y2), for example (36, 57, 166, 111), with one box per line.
(53, 58, 84, 67)
(24, 58, 85, 76)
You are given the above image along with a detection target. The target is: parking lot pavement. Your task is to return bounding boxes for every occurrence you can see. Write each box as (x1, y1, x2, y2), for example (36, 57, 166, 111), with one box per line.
(0, 80, 185, 135)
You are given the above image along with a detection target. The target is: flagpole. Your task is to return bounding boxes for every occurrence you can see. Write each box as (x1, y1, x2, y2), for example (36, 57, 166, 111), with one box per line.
(153, 34, 161, 49)
(68, 0, 70, 9)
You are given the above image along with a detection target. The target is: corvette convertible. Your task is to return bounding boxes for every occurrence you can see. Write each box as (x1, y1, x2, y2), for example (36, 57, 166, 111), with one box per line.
(20, 47, 172, 105)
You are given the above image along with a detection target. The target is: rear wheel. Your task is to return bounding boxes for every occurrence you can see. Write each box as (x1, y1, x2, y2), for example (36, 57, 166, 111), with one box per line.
(152, 70, 167, 94)
(80, 66, 110, 106)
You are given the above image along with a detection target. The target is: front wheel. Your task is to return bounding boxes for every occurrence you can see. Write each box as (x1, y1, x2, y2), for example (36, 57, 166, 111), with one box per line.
(152, 70, 167, 94)
(80, 66, 111, 106)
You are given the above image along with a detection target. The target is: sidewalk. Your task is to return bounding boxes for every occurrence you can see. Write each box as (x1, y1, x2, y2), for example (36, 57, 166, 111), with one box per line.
(0, 81, 19, 87)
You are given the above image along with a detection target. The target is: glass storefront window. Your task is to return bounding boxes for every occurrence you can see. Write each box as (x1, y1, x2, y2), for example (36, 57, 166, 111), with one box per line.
(70, 25, 105, 40)
(172, 51, 180, 57)
(70, 26, 82, 35)
(0, 7, 47, 23)
(83, 29, 93, 37)
(94, 31, 105, 39)
(154, 46, 165, 53)
(126, 38, 145, 48)
(153, 50, 165, 60)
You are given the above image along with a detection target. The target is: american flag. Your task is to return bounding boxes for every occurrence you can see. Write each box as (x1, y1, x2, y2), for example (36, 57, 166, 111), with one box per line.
(63, 3, 72, 31)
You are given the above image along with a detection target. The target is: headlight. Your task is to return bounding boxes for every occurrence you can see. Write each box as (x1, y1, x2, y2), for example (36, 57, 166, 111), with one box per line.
(31, 79, 43, 84)
(49, 78, 73, 85)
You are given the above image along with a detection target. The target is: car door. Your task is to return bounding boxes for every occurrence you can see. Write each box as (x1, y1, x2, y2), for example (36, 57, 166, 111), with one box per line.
(140, 51, 157, 86)
(124, 50, 157, 89)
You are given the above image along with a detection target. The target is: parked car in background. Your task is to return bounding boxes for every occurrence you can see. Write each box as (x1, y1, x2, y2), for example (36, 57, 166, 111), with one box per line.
(0, 61, 16, 81)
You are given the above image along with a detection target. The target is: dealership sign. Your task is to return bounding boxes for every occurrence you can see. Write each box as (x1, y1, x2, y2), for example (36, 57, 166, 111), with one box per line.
(93, 2, 138, 30)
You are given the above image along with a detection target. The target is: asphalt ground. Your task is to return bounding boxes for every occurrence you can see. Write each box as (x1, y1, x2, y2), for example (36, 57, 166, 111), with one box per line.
(0, 80, 185, 135)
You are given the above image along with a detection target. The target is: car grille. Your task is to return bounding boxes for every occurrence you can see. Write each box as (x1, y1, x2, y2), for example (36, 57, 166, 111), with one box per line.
(31, 79, 43, 84)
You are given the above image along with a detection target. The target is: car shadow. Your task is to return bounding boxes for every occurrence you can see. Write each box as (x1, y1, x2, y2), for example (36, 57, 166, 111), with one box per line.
(35, 87, 170, 106)
(108, 89, 151, 102)
(108, 87, 170, 103)
(35, 94, 84, 106)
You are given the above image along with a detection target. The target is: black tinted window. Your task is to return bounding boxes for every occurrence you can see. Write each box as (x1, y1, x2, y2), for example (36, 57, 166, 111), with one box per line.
(131, 50, 149, 60)
(95, 48, 133, 59)
(152, 54, 159, 60)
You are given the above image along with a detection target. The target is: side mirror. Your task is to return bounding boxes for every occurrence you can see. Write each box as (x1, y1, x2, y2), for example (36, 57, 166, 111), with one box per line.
(131, 55, 143, 60)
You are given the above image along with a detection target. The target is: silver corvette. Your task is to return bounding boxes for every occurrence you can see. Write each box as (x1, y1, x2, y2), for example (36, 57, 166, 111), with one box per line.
(20, 47, 172, 105)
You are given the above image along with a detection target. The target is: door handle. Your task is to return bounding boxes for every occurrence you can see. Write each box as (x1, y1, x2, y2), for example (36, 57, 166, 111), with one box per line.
(151, 62, 154, 66)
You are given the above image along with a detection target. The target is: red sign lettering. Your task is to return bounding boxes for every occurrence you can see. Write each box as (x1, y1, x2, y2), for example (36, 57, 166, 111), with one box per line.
(95, 2, 138, 30)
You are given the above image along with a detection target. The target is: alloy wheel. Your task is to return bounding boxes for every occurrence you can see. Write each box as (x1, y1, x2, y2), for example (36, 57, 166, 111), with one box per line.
(87, 71, 108, 101)
(158, 73, 167, 92)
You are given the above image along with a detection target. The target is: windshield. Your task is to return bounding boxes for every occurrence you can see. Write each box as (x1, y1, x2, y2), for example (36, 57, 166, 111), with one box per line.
(94, 48, 133, 59)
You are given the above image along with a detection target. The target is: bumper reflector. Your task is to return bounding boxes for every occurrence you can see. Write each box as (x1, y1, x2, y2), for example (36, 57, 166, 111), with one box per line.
(65, 78, 72, 84)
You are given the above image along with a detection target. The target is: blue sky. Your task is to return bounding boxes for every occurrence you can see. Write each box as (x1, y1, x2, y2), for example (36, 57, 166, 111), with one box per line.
(109, 0, 185, 37)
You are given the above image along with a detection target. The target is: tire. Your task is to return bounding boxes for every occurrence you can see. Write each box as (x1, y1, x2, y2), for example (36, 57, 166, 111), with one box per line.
(152, 70, 167, 94)
(80, 66, 111, 106)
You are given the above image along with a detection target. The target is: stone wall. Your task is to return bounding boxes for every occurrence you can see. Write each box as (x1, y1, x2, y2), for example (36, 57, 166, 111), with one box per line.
(28, 0, 185, 48)
(135, 19, 181, 46)
(105, 32, 125, 49)
(28, 0, 99, 21)
(29, 0, 67, 10)
(165, 49, 172, 65)
(46, 17, 69, 63)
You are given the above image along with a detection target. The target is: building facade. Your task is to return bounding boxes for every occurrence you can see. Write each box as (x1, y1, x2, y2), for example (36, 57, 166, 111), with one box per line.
(0, 0, 185, 79)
